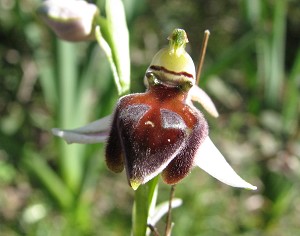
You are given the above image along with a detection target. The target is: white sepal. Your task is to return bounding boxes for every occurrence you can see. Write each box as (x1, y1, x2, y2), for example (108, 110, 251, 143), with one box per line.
(194, 137, 257, 190)
(52, 115, 112, 144)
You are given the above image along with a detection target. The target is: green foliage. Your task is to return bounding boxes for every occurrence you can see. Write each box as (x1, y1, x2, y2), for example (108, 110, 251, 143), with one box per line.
(0, 0, 299, 235)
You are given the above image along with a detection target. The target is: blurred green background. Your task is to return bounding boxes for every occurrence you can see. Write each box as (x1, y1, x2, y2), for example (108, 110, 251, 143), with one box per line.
(0, 0, 299, 235)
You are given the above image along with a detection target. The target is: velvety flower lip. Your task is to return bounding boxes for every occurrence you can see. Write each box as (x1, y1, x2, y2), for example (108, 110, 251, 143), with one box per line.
(38, 0, 99, 41)
(52, 116, 256, 190)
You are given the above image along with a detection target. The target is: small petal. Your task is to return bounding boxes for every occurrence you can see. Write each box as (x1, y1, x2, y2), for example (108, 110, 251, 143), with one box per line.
(194, 137, 257, 190)
(190, 85, 219, 117)
(52, 115, 112, 144)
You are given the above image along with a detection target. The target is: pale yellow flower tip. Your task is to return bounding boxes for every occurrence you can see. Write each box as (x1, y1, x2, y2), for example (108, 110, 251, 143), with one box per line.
(130, 180, 141, 191)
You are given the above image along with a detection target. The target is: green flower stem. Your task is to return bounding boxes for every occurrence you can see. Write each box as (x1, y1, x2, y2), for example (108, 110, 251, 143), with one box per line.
(132, 176, 159, 236)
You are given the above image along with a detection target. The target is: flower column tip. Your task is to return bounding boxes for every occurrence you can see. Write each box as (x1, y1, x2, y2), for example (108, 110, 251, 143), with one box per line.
(167, 28, 189, 56)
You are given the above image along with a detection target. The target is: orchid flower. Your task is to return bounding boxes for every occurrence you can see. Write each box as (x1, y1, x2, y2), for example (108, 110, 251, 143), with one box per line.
(38, 0, 99, 41)
(52, 29, 257, 191)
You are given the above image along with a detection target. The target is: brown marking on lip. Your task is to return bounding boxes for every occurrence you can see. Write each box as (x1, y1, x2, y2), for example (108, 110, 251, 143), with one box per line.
(149, 65, 194, 79)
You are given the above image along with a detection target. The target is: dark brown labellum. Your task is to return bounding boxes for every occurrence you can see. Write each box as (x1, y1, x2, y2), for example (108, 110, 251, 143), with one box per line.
(105, 74, 208, 188)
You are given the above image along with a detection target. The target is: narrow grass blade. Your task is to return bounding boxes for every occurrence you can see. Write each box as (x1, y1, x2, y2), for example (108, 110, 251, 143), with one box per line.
(22, 150, 74, 209)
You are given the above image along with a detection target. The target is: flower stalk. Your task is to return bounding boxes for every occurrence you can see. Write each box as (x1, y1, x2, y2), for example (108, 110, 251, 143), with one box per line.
(132, 176, 159, 236)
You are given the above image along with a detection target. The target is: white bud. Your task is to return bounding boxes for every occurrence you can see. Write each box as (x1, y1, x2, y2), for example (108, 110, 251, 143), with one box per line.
(38, 0, 99, 41)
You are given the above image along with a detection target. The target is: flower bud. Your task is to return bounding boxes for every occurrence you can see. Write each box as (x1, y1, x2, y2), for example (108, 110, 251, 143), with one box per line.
(38, 0, 99, 41)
